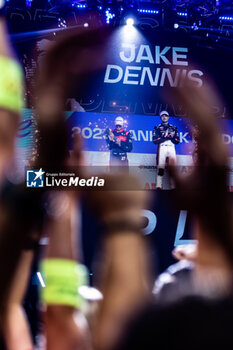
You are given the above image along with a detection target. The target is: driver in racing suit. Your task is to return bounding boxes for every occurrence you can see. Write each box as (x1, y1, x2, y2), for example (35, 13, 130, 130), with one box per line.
(153, 111, 180, 189)
(106, 116, 133, 169)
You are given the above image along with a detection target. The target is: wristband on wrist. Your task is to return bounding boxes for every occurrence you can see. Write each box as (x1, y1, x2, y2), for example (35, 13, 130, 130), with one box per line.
(0, 56, 24, 113)
(103, 220, 142, 235)
(40, 259, 88, 308)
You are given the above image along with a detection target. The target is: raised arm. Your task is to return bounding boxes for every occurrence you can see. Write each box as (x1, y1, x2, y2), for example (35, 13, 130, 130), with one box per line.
(89, 175, 151, 350)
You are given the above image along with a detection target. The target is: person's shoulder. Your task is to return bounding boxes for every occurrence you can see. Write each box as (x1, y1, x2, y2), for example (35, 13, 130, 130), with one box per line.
(169, 123, 178, 129)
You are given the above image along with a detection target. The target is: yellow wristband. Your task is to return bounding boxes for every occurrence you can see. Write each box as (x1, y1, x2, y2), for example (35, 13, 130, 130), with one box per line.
(0, 56, 24, 113)
(40, 259, 88, 308)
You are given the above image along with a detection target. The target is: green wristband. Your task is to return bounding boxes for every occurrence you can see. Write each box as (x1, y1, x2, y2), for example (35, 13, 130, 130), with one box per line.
(0, 56, 24, 113)
(40, 259, 88, 308)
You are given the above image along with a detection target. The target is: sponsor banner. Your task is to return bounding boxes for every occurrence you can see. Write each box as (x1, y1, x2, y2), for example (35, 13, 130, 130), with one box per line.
(67, 111, 233, 157)
(67, 111, 193, 156)
(18, 109, 233, 157)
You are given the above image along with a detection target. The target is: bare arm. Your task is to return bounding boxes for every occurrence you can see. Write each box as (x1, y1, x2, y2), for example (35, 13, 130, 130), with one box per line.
(42, 192, 91, 350)
(89, 176, 151, 350)
(4, 251, 34, 350)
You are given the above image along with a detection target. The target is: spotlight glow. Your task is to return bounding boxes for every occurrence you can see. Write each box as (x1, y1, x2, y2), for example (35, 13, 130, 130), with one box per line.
(126, 18, 134, 26)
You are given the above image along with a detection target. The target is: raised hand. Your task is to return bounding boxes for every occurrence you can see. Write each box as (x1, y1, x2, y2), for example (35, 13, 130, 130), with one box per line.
(168, 72, 233, 263)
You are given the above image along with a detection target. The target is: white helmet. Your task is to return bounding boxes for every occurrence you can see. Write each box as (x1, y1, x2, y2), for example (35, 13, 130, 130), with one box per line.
(160, 110, 169, 117)
(115, 116, 124, 126)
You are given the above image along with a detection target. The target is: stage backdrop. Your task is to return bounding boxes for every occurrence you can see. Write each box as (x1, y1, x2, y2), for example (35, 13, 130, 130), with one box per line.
(18, 109, 233, 190)
(15, 27, 233, 117)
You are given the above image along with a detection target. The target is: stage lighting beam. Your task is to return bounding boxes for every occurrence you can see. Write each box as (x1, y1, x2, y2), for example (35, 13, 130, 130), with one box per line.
(126, 18, 134, 26)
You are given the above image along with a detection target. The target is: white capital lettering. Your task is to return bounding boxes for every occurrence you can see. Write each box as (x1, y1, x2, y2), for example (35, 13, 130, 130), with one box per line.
(120, 43, 136, 62)
(104, 65, 123, 83)
(180, 132, 189, 143)
(136, 45, 154, 63)
(155, 46, 171, 64)
(173, 47, 188, 66)
(123, 66, 141, 85)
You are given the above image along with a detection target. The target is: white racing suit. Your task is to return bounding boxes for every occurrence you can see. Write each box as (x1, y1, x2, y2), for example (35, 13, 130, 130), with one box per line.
(153, 123, 180, 189)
